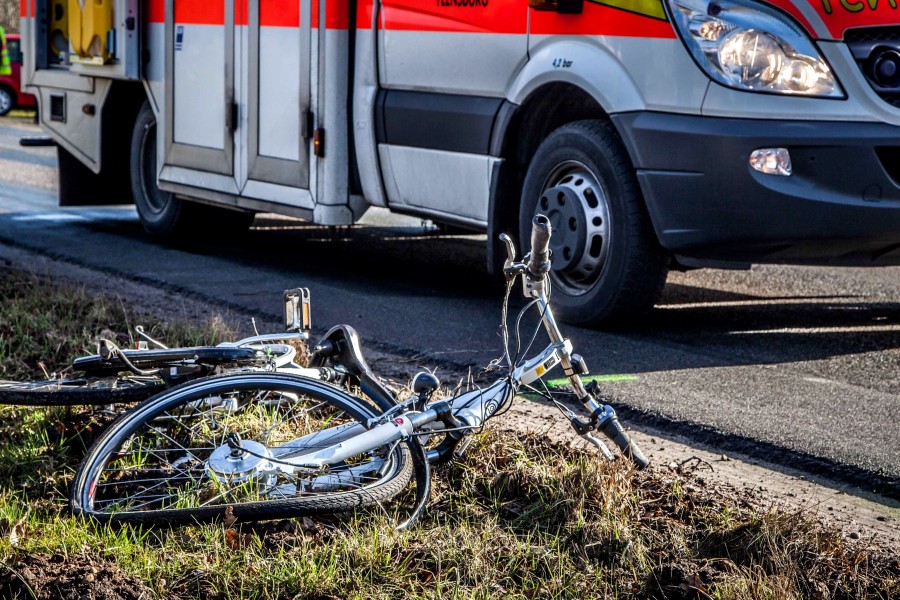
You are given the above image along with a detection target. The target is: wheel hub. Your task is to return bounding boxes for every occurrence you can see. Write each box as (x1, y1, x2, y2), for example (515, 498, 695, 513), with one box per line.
(207, 439, 272, 482)
(537, 162, 611, 292)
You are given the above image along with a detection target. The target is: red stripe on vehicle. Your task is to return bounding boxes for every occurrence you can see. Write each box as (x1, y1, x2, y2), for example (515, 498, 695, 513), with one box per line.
(357, 0, 375, 29)
(809, 0, 900, 39)
(530, 3, 675, 37)
(326, 2, 350, 29)
(147, 0, 164, 24)
(262, 0, 300, 27)
(175, 0, 225, 25)
(235, 0, 248, 26)
(381, 0, 527, 34)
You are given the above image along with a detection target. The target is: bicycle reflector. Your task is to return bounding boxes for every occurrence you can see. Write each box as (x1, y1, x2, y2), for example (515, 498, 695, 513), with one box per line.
(284, 288, 311, 332)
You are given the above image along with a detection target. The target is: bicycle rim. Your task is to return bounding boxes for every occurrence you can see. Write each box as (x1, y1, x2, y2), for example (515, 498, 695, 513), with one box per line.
(71, 373, 413, 524)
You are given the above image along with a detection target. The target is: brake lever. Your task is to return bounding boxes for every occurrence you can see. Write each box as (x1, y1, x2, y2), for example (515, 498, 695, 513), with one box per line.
(581, 432, 616, 461)
(499, 233, 527, 278)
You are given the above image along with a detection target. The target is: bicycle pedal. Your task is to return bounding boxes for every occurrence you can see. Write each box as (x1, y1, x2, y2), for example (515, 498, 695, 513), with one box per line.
(451, 435, 474, 461)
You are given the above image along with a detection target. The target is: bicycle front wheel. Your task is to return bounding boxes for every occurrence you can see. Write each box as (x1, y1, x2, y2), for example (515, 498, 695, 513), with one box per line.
(71, 373, 414, 525)
(0, 377, 165, 406)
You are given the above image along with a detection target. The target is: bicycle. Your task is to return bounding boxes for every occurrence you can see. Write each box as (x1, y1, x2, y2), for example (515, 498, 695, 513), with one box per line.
(0, 289, 338, 406)
(69, 215, 649, 528)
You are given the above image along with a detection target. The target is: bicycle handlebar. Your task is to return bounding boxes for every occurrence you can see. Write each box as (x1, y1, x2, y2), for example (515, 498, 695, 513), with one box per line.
(527, 214, 552, 279)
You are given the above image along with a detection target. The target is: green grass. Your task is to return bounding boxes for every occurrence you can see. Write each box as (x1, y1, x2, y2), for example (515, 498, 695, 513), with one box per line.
(0, 269, 897, 599)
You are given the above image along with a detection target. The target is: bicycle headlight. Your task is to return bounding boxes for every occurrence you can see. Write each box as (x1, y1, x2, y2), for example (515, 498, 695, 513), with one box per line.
(666, 0, 843, 97)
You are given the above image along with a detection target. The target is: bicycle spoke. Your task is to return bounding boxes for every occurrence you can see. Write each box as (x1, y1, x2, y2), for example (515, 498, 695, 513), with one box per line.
(158, 408, 218, 448)
(81, 379, 410, 519)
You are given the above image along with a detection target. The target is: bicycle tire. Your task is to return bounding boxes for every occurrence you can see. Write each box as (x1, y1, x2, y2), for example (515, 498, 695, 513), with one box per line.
(72, 346, 263, 375)
(71, 373, 414, 525)
(0, 377, 166, 406)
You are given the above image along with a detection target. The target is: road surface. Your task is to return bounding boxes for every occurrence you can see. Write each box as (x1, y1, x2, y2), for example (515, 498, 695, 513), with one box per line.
(0, 116, 897, 500)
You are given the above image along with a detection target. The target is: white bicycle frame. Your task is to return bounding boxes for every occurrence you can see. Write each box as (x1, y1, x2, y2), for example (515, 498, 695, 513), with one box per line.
(229, 235, 620, 474)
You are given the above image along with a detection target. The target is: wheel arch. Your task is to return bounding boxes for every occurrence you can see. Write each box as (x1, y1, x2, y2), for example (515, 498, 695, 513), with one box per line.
(506, 40, 646, 114)
(58, 80, 147, 206)
(98, 80, 148, 203)
(486, 73, 647, 275)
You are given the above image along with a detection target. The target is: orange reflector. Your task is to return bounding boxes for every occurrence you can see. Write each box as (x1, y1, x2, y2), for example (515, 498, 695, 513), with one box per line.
(314, 129, 325, 158)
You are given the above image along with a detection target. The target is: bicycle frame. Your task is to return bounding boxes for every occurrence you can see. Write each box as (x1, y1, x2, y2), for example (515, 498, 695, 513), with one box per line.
(72, 216, 646, 528)
(225, 235, 619, 474)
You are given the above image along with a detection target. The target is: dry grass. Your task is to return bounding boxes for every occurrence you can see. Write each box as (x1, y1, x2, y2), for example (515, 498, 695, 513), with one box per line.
(0, 268, 236, 380)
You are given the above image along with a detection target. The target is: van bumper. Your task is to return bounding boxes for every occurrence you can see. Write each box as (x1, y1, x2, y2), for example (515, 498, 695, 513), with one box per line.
(613, 111, 900, 266)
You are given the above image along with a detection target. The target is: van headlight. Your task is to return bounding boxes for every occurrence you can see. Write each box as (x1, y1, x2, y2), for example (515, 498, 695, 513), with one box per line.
(666, 0, 843, 97)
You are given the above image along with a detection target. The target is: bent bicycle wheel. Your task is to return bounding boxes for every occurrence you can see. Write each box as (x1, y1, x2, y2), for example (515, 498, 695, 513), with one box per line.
(71, 373, 413, 525)
(0, 377, 165, 406)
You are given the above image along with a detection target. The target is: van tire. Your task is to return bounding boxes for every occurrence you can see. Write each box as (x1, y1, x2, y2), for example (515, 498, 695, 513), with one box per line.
(130, 101, 255, 237)
(519, 120, 668, 328)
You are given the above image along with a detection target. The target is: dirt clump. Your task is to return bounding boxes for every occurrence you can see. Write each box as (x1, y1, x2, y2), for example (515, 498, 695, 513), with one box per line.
(0, 552, 151, 599)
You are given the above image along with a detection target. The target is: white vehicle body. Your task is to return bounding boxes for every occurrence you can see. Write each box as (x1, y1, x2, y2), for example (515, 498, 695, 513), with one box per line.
(19, 0, 900, 325)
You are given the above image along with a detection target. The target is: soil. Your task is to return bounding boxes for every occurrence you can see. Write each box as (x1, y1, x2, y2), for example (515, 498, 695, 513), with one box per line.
(0, 552, 152, 599)
(0, 241, 898, 555)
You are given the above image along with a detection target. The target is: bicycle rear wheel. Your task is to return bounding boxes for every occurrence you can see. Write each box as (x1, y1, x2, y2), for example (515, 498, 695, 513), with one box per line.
(0, 377, 165, 406)
(73, 346, 263, 376)
(71, 373, 414, 525)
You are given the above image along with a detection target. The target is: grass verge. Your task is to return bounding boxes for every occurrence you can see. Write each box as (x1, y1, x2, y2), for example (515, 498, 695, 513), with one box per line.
(0, 268, 235, 381)
(0, 270, 897, 599)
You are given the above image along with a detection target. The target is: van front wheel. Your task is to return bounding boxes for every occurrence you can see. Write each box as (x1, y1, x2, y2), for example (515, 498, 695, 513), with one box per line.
(519, 120, 668, 328)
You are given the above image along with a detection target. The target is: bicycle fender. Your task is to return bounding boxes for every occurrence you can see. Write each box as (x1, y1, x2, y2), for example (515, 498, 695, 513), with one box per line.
(397, 437, 431, 531)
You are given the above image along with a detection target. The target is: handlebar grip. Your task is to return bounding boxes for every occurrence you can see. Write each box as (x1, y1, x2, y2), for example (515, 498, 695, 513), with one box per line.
(527, 214, 552, 278)
(598, 417, 650, 470)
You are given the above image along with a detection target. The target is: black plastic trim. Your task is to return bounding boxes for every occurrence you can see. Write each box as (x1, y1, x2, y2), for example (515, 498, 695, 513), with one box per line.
(347, 0, 362, 195)
(613, 111, 900, 265)
(375, 89, 503, 154)
(489, 100, 518, 157)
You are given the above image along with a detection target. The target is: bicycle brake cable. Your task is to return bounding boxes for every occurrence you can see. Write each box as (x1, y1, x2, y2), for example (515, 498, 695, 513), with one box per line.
(524, 380, 578, 420)
(498, 277, 517, 371)
(516, 300, 549, 370)
(102, 339, 161, 376)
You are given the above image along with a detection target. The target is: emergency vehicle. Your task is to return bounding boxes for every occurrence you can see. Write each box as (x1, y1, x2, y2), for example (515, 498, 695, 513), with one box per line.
(0, 31, 37, 115)
(18, 0, 900, 326)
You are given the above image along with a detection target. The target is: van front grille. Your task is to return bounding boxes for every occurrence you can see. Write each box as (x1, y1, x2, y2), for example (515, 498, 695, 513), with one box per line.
(845, 26, 900, 108)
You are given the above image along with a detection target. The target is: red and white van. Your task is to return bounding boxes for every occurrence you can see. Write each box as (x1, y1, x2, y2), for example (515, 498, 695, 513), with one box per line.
(19, 0, 900, 325)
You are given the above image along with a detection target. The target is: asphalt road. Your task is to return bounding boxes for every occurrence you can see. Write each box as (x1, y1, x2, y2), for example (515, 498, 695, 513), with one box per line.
(1, 116, 898, 499)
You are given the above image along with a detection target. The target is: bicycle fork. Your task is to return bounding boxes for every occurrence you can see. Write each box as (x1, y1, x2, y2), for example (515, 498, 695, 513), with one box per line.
(529, 290, 631, 461)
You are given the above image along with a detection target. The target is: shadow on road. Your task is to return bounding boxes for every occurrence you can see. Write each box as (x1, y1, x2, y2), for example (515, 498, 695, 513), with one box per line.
(75, 214, 900, 382)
